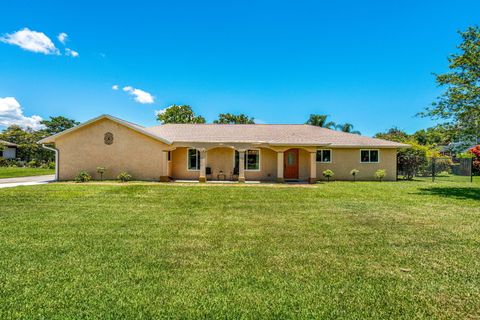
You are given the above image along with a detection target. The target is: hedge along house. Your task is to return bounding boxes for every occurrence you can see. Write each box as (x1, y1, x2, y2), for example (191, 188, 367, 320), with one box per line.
(38, 114, 409, 183)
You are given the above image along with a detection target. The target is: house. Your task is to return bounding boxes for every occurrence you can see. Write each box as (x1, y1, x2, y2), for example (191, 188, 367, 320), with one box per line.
(38, 114, 409, 182)
(0, 140, 18, 159)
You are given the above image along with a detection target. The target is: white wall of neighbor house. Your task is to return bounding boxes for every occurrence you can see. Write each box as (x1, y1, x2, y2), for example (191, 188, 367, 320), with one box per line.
(315, 148, 397, 181)
(1, 147, 16, 159)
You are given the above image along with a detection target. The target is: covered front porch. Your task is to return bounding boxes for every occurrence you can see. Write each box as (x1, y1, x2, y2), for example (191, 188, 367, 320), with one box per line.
(162, 143, 321, 184)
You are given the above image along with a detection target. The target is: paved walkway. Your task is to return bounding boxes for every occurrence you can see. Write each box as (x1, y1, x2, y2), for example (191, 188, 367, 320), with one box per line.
(0, 175, 55, 188)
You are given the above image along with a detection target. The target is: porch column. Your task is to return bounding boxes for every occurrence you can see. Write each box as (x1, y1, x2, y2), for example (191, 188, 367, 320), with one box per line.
(160, 150, 169, 182)
(309, 151, 317, 184)
(277, 151, 284, 183)
(238, 149, 245, 183)
(199, 149, 207, 183)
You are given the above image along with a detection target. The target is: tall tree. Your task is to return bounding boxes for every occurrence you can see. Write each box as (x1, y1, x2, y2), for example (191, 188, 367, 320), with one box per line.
(40, 116, 79, 135)
(156, 105, 206, 124)
(213, 113, 255, 124)
(336, 123, 361, 135)
(420, 26, 480, 143)
(306, 114, 336, 128)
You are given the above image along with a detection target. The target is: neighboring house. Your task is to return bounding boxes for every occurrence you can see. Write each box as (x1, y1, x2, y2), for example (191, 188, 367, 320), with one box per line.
(0, 140, 18, 159)
(38, 114, 409, 182)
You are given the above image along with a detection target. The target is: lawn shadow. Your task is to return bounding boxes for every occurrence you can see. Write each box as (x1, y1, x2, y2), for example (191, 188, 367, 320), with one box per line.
(416, 186, 480, 201)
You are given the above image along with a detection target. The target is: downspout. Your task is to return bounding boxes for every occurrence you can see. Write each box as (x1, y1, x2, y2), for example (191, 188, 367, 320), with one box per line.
(41, 144, 59, 181)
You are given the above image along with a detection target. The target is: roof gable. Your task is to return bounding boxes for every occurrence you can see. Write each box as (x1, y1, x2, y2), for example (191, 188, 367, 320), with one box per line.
(37, 114, 172, 145)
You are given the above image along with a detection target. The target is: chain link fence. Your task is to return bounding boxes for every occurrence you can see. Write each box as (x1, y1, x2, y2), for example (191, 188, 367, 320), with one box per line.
(397, 156, 475, 182)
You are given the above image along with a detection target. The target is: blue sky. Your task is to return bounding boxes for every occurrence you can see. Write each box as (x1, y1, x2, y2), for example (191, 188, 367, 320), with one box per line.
(0, 0, 479, 136)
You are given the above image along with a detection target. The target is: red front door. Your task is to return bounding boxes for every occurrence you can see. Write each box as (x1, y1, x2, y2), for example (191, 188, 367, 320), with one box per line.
(284, 149, 299, 179)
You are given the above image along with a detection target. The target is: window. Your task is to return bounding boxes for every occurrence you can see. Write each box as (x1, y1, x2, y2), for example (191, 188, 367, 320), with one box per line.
(187, 149, 200, 170)
(316, 149, 332, 163)
(234, 149, 260, 171)
(360, 149, 379, 163)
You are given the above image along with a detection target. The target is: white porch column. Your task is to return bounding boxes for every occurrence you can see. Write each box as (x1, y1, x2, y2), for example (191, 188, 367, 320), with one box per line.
(277, 151, 284, 183)
(160, 150, 169, 182)
(309, 151, 317, 184)
(199, 149, 207, 183)
(238, 149, 245, 183)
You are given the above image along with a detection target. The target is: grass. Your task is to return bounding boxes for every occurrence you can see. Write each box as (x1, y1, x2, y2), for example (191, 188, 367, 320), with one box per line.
(0, 166, 55, 179)
(0, 178, 479, 319)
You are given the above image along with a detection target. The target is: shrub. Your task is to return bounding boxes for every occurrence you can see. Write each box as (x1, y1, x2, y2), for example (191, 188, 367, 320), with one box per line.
(397, 143, 428, 180)
(27, 159, 40, 168)
(39, 163, 49, 169)
(117, 171, 132, 182)
(350, 169, 359, 181)
(375, 169, 386, 182)
(75, 171, 92, 183)
(322, 169, 334, 182)
(0, 158, 23, 167)
(96, 167, 106, 180)
(47, 161, 55, 169)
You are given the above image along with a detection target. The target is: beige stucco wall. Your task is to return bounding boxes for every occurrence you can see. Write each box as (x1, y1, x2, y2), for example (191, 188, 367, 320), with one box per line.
(55, 118, 169, 180)
(316, 148, 397, 181)
(171, 147, 277, 181)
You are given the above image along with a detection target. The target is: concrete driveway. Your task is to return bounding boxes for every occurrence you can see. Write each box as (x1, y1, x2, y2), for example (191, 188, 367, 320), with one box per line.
(0, 175, 55, 189)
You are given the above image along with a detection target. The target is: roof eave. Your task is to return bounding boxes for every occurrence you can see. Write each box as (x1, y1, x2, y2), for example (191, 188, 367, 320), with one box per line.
(37, 114, 172, 145)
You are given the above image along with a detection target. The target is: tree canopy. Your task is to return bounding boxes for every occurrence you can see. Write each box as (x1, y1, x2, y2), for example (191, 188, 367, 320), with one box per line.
(420, 26, 480, 144)
(213, 113, 255, 124)
(335, 123, 360, 135)
(40, 116, 79, 135)
(305, 114, 336, 128)
(156, 105, 206, 124)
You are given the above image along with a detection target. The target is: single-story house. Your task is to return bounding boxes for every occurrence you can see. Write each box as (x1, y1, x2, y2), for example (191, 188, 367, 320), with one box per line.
(38, 114, 409, 182)
(0, 140, 18, 159)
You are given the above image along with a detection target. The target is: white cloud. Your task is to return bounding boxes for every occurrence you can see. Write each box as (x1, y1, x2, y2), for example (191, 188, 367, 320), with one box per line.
(154, 106, 171, 116)
(0, 97, 44, 130)
(112, 85, 119, 90)
(58, 32, 68, 44)
(65, 48, 79, 57)
(122, 86, 154, 104)
(0, 28, 59, 55)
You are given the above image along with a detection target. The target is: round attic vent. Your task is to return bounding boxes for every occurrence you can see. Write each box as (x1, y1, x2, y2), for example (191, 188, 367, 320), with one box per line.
(104, 132, 114, 145)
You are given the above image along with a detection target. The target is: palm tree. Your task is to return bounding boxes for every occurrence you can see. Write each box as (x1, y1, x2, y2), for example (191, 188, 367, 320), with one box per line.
(306, 114, 336, 129)
(336, 123, 361, 135)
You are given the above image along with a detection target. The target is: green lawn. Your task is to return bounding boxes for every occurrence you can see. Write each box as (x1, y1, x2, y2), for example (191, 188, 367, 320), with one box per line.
(0, 167, 55, 179)
(0, 179, 479, 319)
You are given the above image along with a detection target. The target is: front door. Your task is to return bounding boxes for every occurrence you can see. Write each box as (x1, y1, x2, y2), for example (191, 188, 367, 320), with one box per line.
(284, 149, 299, 179)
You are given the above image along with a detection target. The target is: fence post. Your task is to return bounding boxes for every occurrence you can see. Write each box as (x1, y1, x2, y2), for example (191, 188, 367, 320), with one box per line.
(431, 157, 436, 182)
(472, 157, 474, 183)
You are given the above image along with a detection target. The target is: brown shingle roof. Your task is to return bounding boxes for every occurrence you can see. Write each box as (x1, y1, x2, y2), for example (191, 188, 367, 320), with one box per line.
(146, 124, 408, 148)
(0, 140, 18, 147)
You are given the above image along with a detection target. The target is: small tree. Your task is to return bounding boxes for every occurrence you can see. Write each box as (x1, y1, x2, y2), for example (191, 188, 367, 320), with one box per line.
(350, 169, 359, 181)
(96, 167, 106, 180)
(323, 169, 334, 182)
(375, 169, 386, 182)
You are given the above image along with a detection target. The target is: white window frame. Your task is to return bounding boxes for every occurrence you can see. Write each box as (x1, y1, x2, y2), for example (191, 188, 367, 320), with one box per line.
(233, 149, 261, 171)
(360, 149, 380, 163)
(187, 148, 201, 171)
(316, 149, 332, 163)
